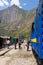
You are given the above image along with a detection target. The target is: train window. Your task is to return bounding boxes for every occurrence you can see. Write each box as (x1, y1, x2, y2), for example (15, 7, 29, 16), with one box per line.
(42, 32, 43, 34)
(31, 22, 35, 33)
(42, 18, 43, 21)
(42, 39, 43, 42)
(42, 46, 43, 49)
(42, 24, 43, 28)
(42, 39, 43, 41)
(42, 11, 43, 14)
(42, 4, 43, 8)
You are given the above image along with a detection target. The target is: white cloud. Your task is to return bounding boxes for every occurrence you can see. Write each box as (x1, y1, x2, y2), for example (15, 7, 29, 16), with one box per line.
(0, 1, 4, 6)
(2, 0, 9, 6)
(10, 0, 22, 8)
(0, 0, 22, 10)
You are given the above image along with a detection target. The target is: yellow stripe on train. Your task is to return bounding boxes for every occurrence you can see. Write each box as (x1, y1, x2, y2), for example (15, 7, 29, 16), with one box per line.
(31, 38, 37, 42)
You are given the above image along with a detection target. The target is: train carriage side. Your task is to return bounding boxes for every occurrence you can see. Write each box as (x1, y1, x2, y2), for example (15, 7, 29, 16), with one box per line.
(31, 0, 43, 61)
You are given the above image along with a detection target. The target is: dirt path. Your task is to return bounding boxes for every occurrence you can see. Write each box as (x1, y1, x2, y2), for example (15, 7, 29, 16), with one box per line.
(0, 46, 37, 65)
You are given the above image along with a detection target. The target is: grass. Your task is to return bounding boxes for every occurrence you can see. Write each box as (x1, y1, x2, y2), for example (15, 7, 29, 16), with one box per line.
(0, 21, 32, 38)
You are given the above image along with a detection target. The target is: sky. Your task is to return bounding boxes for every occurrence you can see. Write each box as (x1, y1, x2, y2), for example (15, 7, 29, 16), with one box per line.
(0, 0, 39, 10)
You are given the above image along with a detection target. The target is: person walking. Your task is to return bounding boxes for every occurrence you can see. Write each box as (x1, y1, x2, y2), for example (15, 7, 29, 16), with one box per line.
(18, 39, 22, 49)
(27, 39, 31, 51)
(14, 38, 18, 49)
(6, 39, 10, 49)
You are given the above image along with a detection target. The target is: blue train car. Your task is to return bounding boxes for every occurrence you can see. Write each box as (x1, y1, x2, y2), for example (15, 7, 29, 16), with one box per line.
(31, 0, 43, 64)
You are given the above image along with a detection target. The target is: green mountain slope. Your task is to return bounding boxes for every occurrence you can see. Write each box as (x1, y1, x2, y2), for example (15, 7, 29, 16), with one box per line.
(0, 5, 36, 38)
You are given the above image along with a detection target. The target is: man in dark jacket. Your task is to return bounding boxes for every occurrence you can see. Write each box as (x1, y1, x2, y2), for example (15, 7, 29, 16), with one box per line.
(27, 39, 31, 51)
(14, 38, 18, 49)
(18, 39, 22, 49)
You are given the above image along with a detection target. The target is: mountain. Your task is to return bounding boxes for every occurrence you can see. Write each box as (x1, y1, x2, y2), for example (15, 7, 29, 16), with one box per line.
(0, 5, 36, 38)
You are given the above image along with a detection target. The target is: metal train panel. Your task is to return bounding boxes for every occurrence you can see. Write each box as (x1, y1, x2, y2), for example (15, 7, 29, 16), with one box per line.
(31, 0, 43, 59)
